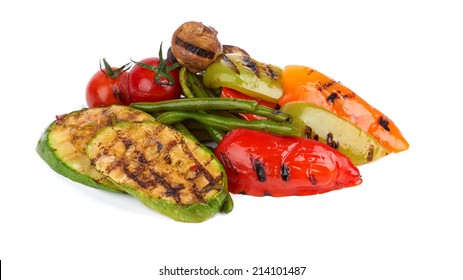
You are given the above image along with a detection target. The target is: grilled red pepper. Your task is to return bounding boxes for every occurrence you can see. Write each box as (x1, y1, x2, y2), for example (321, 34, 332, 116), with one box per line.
(215, 128, 362, 197)
(220, 87, 277, 121)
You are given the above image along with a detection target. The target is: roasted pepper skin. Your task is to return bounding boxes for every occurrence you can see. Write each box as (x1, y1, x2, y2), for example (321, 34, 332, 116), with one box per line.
(215, 128, 362, 197)
(278, 65, 409, 153)
(281, 101, 389, 165)
(203, 54, 283, 103)
(220, 87, 277, 121)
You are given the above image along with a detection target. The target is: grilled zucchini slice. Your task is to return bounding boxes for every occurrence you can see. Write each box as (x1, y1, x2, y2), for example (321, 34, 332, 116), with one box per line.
(86, 121, 230, 222)
(36, 105, 155, 193)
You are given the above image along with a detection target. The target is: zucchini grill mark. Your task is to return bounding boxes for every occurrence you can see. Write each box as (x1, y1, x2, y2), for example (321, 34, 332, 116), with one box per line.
(89, 123, 224, 205)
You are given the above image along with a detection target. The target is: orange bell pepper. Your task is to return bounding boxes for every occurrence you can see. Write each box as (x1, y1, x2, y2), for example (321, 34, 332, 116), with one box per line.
(278, 65, 409, 153)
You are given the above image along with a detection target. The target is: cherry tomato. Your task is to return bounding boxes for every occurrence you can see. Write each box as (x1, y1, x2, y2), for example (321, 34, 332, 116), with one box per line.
(127, 57, 181, 103)
(85, 59, 130, 107)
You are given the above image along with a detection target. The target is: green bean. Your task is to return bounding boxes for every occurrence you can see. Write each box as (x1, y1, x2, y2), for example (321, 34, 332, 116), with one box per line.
(188, 129, 214, 142)
(187, 71, 211, 98)
(178, 67, 226, 142)
(131, 98, 255, 112)
(156, 111, 301, 137)
(179, 67, 195, 99)
(182, 119, 207, 130)
(182, 119, 228, 142)
(253, 106, 288, 121)
(187, 71, 219, 98)
(211, 110, 242, 120)
(205, 126, 224, 142)
(131, 98, 290, 122)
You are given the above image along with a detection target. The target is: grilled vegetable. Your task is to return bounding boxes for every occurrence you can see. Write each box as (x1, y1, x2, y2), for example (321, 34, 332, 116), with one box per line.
(155, 111, 300, 138)
(222, 45, 250, 56)
(220, 87, 278, 121)
(281, 101, 389, 165)
(130, 97, 290, 123)
(171, 21, 222, 73)
(86, 121, 230, 222)
(215, 128, 362, 197)
(127, 44, 182, 103)
(178, 66, 226, 142)
(278, 65, 409, 153)
(203, 53, 283, 103)
(36, 105, 155, 193)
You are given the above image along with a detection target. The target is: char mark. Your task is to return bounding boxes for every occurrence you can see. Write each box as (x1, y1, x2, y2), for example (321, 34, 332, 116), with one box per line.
(326, 93, 339, 103)
(280, 163, 290, 181)
(264, 65, 278, 80)
(122, 138, 133, 149)
(326, 132, 339, 149)
(367, 145, 374, 162)
(252, 158, 266, 182)
(378, 116, 391, 132)
(174, 36, 216, 59)
(242, 55, 259, 76)
(307, 174, 317, 185)
(222, 54, 240, 74)
(179, 139, 222, 192)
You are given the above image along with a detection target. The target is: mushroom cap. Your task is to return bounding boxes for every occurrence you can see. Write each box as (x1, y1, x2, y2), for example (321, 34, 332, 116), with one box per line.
(171, 21, 222, 73)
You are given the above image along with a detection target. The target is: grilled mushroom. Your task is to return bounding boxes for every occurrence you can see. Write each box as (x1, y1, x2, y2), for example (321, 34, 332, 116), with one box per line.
(171, 21, 222, 73)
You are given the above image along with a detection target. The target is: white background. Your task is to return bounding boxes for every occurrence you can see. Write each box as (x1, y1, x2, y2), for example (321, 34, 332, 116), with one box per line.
(1, 0, 462, 279)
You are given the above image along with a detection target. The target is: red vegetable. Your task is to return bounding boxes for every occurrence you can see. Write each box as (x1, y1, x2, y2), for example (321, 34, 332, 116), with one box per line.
(127, 57, 181, 103)
(215, 129, 362, 197)
(85, 59, 130, 107)
(220, 87, 277, 121)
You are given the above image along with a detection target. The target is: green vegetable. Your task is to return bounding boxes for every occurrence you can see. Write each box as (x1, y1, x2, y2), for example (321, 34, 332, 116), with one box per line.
(86, 121, 231, 222)
(281, 101, 389, 165)
(36, 105, 155, 193)
(221, 193, 234, 214)
(131, 97, 290, 122)
(155, 110, 301, 137)
(179, 67, 225, 142)
(132, 97, 256, 112)
(179, 67, 199, 99)
(186, 68, 221, 98)
(203, 53, 283, 103)
(172, 122, 197, 140)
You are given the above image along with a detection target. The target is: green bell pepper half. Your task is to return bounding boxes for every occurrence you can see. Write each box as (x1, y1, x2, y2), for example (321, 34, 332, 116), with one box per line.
(203, 53, 283, 103)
